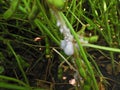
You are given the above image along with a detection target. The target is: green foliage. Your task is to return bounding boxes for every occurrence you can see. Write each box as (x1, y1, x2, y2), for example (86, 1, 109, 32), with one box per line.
(47, 0, 65, 10)
(85, 35, 99, 43)
(0, 0, 120, 90)
(28, 0, 40, 21)
(0, 66, 4, 74)
(3, 0, 20, 19)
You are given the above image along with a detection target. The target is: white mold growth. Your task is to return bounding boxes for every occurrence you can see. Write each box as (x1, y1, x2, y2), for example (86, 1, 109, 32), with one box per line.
(64, 41, 74, 56)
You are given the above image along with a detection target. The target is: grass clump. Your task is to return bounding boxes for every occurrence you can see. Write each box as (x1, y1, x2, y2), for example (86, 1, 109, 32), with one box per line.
(0, 0, 120, 90)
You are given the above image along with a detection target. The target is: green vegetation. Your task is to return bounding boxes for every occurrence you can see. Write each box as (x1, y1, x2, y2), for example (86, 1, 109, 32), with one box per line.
(0, 0, 120, 90)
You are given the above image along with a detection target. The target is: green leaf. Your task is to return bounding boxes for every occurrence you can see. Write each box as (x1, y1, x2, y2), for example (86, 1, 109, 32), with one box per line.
(3, 0, 20, 19)
(0, 66, 4, 74)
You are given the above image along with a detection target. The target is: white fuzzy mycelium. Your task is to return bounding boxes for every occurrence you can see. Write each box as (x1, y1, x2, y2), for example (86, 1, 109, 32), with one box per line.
(63, 41, 74, 56)
(59, 25, 74, 56)
(56, 13, 88, 56)
(61, 40, 74, 55)
(56, 17, 74, 56)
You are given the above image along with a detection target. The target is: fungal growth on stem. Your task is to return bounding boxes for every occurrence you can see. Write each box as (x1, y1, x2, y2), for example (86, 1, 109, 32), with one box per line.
(56, 12, 74, 56)
(47, 0, 88, 56)
(55, 12, 88, 56)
